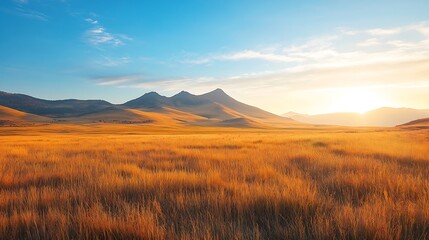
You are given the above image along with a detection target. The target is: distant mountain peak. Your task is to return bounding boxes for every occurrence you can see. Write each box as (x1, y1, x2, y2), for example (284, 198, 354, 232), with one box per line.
(172, 90, 194, 98)
(210, 88, 227, 94)
(142, 91, 161, 97)
(123, 91, 167, 108)
(202, 88, 231, 99)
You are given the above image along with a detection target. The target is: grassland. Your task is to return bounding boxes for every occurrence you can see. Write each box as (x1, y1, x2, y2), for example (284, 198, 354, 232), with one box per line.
(0, 124, 428, 239)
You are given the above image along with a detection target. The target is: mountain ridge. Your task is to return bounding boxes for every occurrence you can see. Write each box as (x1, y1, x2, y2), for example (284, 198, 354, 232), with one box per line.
(0, 89, 296, 127)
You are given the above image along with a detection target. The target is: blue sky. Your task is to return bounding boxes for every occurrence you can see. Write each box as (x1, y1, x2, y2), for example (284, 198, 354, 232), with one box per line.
(1, 0, 429, 114)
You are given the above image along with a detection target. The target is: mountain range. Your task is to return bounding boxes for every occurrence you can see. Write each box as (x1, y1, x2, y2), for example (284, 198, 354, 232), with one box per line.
(0, 89, 296, 127)
(1, 89, 428, 128)
(283, 107, 429, 127)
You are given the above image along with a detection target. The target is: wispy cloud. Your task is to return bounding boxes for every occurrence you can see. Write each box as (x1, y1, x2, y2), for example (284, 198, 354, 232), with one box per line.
(184, 22, 429, 66)
(222, 50, 301, 62)
(184, 36, 340, 64)
(185, 50, 302, 64)
(86, 27, 120, 46)
(84, 16, 132, 47)
(84, 18, 98, 24)
(93, 74, 141, 86)
(7, 0, 49, 21)
(94, 56, 130, 67)
(10, 7, 48, 21)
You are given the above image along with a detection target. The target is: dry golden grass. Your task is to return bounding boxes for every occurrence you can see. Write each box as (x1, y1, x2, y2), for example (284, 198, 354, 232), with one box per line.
(0, 124, 428, 239)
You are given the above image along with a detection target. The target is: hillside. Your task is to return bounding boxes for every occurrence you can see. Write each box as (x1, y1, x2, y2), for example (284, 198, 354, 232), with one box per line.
(0, 91, 113, 118)
(0, 105, 50, 126)
(397, 118, 429, 127)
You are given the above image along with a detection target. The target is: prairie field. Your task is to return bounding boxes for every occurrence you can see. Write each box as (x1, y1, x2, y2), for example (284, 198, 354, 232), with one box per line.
(0, 124, 428, 239)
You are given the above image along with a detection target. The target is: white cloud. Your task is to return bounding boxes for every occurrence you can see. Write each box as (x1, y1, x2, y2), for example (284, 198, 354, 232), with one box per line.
(357, 38, 380, 47)
(184, 22, 429, 66)
(409, 22, 429, 36)
(182, 50, 301, 64)
(339, 29, 358, 36)
(184, 36, 339, 64)
(220, 50, 301, 62)
(84, 16, 132, 47)
(86, 26, 131, 46)
(367, 28, 401, 36)
(184, 49, 306, 64)
(117, 34, 133, 41)
(94, 74, 141, 86)
(85, 18, 98, 24)
(182, 58, 211, 65)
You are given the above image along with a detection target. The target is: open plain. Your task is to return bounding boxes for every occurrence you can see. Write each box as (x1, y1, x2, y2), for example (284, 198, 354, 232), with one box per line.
(0, 124, 428, 239)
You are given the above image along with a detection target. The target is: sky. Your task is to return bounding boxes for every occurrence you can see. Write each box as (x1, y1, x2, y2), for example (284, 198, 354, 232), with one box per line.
(1, 0, 429, 115)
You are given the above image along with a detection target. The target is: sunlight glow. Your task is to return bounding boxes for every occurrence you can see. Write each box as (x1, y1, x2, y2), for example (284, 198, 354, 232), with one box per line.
(330, 88, 386, 113)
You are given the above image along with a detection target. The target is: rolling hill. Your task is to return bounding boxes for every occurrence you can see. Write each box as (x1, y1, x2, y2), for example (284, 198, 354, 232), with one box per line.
(0, 105, 50, 126)
(397, 118, 429, 127)
(283, 107, 429, 127)
(0, 91, 113, 118)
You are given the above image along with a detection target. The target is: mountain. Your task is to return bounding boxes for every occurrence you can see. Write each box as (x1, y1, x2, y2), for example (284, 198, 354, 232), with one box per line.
(0, 91, 113, 118)
(124, 88, 283, 119)
(283, 107, 429, 127)
(0, 89, 297, 127)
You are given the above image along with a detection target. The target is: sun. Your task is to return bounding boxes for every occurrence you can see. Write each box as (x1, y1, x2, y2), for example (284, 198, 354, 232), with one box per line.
(330, 88, 385, 113)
